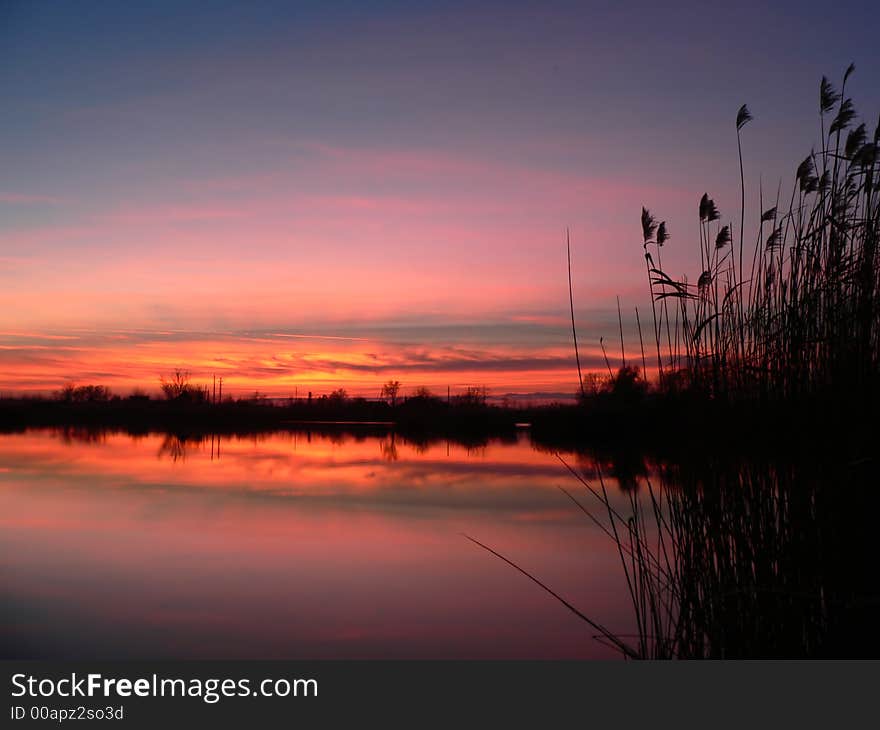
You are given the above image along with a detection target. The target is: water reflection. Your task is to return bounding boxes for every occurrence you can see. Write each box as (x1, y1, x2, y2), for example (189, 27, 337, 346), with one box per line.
(0, 429, 636, 659)
(1, 429, 873, 659)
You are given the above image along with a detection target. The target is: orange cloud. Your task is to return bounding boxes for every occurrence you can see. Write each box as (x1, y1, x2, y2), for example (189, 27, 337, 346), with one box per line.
(0, 326, 626, 399)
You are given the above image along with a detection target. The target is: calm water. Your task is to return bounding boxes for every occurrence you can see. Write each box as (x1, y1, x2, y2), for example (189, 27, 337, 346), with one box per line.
(0, 429, 639, 659)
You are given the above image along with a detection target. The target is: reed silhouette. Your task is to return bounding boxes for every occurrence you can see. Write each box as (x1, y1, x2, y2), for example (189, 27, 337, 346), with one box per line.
(473, 67, 879, 659)
(467, 441, 878, 659)
(634, 66, 877, 408)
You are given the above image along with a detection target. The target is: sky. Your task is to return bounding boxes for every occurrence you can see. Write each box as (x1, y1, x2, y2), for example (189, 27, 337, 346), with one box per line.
(1, 0, 878, 399)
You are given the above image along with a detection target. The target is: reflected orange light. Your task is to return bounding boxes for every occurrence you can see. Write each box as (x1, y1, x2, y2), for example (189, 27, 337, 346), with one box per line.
(0, 430, 637, 659)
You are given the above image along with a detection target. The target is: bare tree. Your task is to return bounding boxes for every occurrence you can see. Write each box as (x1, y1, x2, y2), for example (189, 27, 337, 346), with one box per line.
(381, 380, 401, 407)
(159, 369, 206, 402)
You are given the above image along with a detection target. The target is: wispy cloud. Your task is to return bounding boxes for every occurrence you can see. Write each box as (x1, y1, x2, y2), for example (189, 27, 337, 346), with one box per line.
(98, 204, 251, 225)
(0, 325, 609, 399)
(0, 192, 62, 205)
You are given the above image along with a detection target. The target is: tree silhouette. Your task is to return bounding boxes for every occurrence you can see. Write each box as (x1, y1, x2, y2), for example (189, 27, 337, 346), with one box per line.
(328, 388, 348, 402)
(381, 380, 401, 407)
(159, 369, 206, 402)
(58, 384, 112, 402)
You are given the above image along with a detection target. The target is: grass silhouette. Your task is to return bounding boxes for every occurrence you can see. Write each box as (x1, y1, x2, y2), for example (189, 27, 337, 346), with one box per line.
(634, 65, 877, 407)
(473, 67, 879, 658)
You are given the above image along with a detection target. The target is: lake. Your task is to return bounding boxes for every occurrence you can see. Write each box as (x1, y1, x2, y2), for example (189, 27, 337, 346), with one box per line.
(0, 429, 641, 659)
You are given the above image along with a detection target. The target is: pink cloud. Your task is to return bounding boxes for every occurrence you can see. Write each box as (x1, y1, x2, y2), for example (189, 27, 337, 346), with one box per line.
(99, 204, 251, 225)
(0, 138, 683, 347)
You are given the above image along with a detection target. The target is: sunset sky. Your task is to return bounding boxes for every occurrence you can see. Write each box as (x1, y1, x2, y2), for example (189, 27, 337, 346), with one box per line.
(2, 1, 878, 398)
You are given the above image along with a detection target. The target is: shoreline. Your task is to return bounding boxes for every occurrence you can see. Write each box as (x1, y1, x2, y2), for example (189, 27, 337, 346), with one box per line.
(1, 390, 873, 459)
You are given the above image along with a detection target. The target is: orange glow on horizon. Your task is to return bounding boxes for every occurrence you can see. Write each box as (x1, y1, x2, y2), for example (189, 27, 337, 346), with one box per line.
(0, 327, 631, 400)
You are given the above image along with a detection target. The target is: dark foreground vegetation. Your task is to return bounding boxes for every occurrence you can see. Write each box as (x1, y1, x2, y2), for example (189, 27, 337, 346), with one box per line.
(474, 448, 879, 659)
(473, 66, 880, 659)
(631, 64, 877, 408)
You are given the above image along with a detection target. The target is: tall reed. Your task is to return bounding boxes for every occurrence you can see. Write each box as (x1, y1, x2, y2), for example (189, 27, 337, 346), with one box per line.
(640, 66, 878, 404)
(470, 447, 876, 659)
(558, 451, 875, 658)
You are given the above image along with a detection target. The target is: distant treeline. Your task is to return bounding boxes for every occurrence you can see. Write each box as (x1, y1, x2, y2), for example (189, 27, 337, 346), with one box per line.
(0, 379, 871, 457)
